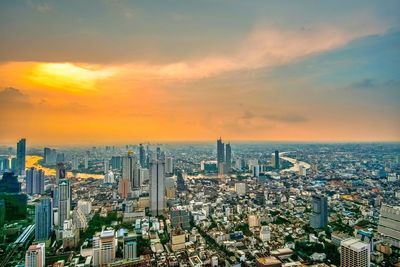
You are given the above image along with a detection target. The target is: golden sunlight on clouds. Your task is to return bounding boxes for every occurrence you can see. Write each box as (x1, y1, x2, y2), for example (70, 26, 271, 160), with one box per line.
(29, 63, 115, 92)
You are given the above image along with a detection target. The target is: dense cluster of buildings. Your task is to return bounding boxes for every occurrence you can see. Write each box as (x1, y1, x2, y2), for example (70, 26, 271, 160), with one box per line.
(0, 139, 399, 266)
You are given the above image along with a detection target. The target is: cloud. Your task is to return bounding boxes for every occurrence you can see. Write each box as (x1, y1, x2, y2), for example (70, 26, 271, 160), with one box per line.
(0, 87, 29, 106)
(27, 0, 52, 13)
(350, 79, 400, 90)
(242, 111, 308, 124)
(113, 17, 388, 81)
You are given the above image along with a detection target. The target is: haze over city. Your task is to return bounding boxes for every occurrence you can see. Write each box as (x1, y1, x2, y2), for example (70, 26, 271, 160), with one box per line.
(1, 1, 399, 145)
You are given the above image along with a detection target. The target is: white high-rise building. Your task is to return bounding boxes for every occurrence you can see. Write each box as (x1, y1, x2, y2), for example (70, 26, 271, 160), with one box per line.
(378, 204, 400, 248)
(122, 152, 139, 188)
(77, 200, 92, 216)
(340, 238, 370, 267)
(84, 151, 89, 169)
(72, 207, 87, 229)
(139, 168, 149, 183)
(58, 179, 71, 228)
(165, 157, 174, 174)
(150, 160, 165, 216)
(25, 243, 45, 267)
(123, 236, 137, 259)
(71, 155, 79, 170)
(104, 159, 109, 174)
(93, 229, 117, 267)
(260, 225, 271, 242)
(235, 182, 246, 196)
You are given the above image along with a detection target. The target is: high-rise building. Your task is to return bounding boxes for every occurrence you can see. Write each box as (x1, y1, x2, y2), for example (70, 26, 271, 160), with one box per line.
(123, 236, 137, 260)
(26, 167, 45, 195)
(1, 157, 10, 172)
(225, 143, 232, 173)
(25, 243, 45, 267)
(170, 207, 191, 230)
(235, 182, 246, 196)
(378, 204, 400, 248)
(274, 150, 280, 170)
(118, 179, 131, 199)
(122, 152, 139, 188)
(340, 238, 370, 267)
(84, 151, 89, 169)
(110, 156, 122, 170)
(72, 207, 87, 229)
(93, 229, 117, 267)
(35, 198, 53, 241)
(71, 155, 79, 171)
(217, 138, 225, 165)
(139, 144, 146, 168)
(55, 163, 66, 185)
(11, 157, 17, 173)
(44, 147, 57, 165)
(56, 153, 64, 163)
(16, 138, 26, 174)
(150, 160, 165, 216)
(77, 200, 92, 216)
(310, 195, 328, 229)
(58, 179, 71, 228)
(103, 158, 110, 174)
(165, 157, 174, 174)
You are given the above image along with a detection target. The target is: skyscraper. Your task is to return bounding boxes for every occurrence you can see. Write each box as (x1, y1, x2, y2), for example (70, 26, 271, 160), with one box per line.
(58, 179, 71, 228)
(225, 143, 232, 173)
(165, 157, 174, 174)
(16, 138, 26, 174)
(378, 204, 400, 248)
(122, 152, 139, 188)
(55, 163, 66, 185)
(25, 243, 45, 267)
(274, 150, 280, 170)
(150, 160, 165, 216)
(310, 195, 328, 229)
(340, 238, 370, 267)
(35, 198, 53, 241)
(44, 147, 57, 165)
(26, 167, 45, 195)
(118, 178, 131, 199)
(139, 144, 146, 168)
(217, 138, 225, 165)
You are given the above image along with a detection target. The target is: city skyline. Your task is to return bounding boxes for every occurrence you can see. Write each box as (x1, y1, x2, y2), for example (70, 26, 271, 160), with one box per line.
(0, 1, 399, 145)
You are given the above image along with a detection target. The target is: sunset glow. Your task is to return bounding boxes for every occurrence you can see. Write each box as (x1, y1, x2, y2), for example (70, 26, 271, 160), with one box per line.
(0, 1, 399, 145)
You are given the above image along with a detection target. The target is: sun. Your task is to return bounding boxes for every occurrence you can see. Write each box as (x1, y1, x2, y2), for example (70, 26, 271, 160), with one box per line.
(29, 62, 115, 92)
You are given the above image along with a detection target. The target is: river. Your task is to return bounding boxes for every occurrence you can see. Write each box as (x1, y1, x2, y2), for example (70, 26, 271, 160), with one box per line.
(26, 155, 104, 179)
(279, 152, 311, 173)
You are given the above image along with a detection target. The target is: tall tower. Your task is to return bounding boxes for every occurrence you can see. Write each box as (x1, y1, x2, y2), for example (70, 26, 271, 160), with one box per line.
(58, 179, 71, 228)
(274, 150, 280, 170)
(217, 138, 225, 165)
(16, 138, 26, 174)
(35, 198, 53, 241)
(225, 143, 232, 173)
(310, 195, 328, 228)
(55, 163, 66, 185)
(150, 160, 165, 216)
(165, 157, 174, 174)
(26, 167, 45, 195)
(139, 144, 146, 168)
(122, 152, 139, 188)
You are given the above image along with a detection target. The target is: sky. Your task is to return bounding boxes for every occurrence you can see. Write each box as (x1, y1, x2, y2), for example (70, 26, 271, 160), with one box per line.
(0, 0, 399, 145)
